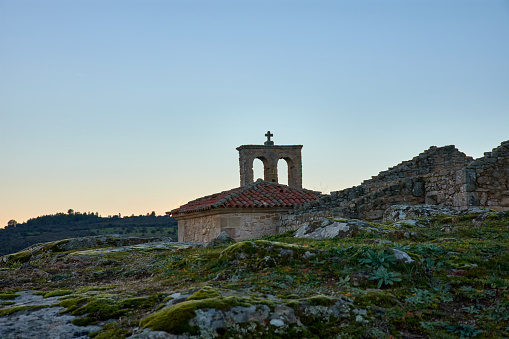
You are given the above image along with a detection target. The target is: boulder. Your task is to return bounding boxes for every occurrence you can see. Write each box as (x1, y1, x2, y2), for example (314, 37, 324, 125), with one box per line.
(137, 292, 353, 338)
(207, 232, 235, 247)
(219, 240, 316, 270)
(294, 218, 391, 240)
(383, 205, 457, 222)
(392, 249, 414, 263)
(383, 204, 492, 223)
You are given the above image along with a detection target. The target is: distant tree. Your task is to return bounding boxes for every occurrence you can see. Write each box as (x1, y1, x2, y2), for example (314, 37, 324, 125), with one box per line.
(68, 209, 74, 215)
(7, 220, 18, 227)
(150, 211, 156, 217)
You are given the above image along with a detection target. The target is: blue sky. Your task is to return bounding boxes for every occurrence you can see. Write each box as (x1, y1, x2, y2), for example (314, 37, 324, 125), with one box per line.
(1, 0, 508, 226)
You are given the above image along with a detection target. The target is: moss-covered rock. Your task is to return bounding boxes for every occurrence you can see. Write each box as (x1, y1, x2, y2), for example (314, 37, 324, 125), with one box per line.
(140, 296, 241, 334)
(0, 293, 18, 300)
(220, 240, 315, 270)
(43, 290, 73, 298)
(187, 286, 220, 301)
(0, 305, 49, 317)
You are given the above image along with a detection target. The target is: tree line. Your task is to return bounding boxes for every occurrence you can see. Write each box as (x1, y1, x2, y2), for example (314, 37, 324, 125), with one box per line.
(1, 210, 177, 256)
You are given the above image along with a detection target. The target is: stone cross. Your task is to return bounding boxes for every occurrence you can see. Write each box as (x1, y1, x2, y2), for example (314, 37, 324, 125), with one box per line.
(264, 131, 274, 146)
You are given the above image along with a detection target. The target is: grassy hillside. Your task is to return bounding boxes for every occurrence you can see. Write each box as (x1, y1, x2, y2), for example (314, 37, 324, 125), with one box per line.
(0, 211, 508, 338)
(0, 211, 177, 256)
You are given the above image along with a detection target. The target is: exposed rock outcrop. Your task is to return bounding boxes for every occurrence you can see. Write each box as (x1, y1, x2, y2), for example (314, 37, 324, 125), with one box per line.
(294, 218, 391, 240)
(206, 232, 235, 247)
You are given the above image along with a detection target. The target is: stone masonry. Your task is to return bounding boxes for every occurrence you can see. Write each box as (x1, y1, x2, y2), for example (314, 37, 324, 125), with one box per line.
(177, 209, 288, 242)
(281, 140, 509, 227)
(237, 131, 303, 188)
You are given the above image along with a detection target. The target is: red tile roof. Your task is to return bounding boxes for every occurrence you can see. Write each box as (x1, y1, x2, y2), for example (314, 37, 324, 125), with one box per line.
(170, 180, 320, 216)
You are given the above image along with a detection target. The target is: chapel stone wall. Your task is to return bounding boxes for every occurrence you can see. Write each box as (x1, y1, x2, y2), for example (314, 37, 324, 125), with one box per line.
(178, 210, 289, 242)
(178, 214, 221, 242)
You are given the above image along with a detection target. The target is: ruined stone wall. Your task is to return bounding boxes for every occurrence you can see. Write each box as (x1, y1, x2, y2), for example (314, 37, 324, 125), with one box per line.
(465, 141, 509, 211)
(304, 145, 473, 221)
(278, 210, 339, 233)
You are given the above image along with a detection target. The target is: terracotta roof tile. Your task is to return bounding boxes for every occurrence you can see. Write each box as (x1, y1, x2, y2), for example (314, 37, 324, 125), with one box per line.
(170, 180, 320, 216)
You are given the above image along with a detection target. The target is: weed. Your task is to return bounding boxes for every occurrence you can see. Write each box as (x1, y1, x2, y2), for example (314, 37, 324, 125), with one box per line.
(358, 249, 396, 268)
(405, 288, 437, 306)
(368, 267, 401, 288)
(446, 324, 483, 338)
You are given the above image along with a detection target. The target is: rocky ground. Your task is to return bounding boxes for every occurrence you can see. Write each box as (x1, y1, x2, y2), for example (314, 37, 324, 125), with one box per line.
(1, 206, 508, 338)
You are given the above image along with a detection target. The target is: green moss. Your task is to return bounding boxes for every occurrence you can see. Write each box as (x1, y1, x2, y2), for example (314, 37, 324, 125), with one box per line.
(76, 285, 116, 293)
(0, 293, 18, 300)
(286, 300, 301, 308)
(71, 316, 96, 326)
(7, 251, 32, 263)
(354, 291, 400, 308)
(277, 294, 300, 299)
(306, 295, 336, 306)
(220, 240, 313, 270)
(0, 301, 15, 306)
(57, 297, 89, 313)
(71, 298, 126, 320)
(32, 291, 47, 296)
(43, 290, 73, 298)
(0, 305, 48, 317)
(89, 322, 131, 339)
(187, 286, 220, 301)
(119, 297, 156, 309)
(140, 296, 242, 334)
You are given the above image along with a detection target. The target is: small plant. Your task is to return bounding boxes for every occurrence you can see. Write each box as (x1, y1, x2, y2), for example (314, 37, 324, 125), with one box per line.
(359, 249, 396, 269)
(414, 243, 444, 256)
(429, 279, 453, 302)
(405, 288, 436, 306)
(459, 286, 496, 301)
(392, 244, 411, 251)
(488, 276, 509, 290)
(335, 275, 350, 287)
(420, 321, 447, 331)
(463, 305, 483, 314)
(368, 267, 401, 288)
(424, 257, 443, 271)
(446, 324, 483, 338)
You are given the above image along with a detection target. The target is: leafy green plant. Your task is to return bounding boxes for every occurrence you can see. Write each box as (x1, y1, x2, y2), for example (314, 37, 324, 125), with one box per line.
(414, 243, 444, 256)
(459, 286, 496, 301)
(463, 305, 484, 314)
(335, 275, 350, 288)
(446, 324, 483, 338)
(429, 279, 453, 302)
(368, 267, 401, 288)
(405, 288, 436, 306)
(420, 321, 447, 331)
(392, 244, 411, 251)
(358, 249, 396, 268)
(424, 257, 443, 271)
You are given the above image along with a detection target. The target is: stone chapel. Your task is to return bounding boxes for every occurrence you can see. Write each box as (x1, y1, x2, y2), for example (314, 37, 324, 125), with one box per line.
(169, 132, 320, 242)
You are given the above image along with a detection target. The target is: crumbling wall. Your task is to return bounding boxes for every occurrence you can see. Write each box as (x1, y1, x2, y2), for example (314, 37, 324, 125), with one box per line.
(466, 141, 509, 210)
(287, 142, 509, 223)
(301, 145, 473, 221)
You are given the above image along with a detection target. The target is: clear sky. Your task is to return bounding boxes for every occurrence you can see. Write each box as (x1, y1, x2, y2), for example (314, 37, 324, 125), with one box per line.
(1, 0, 508, 227)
